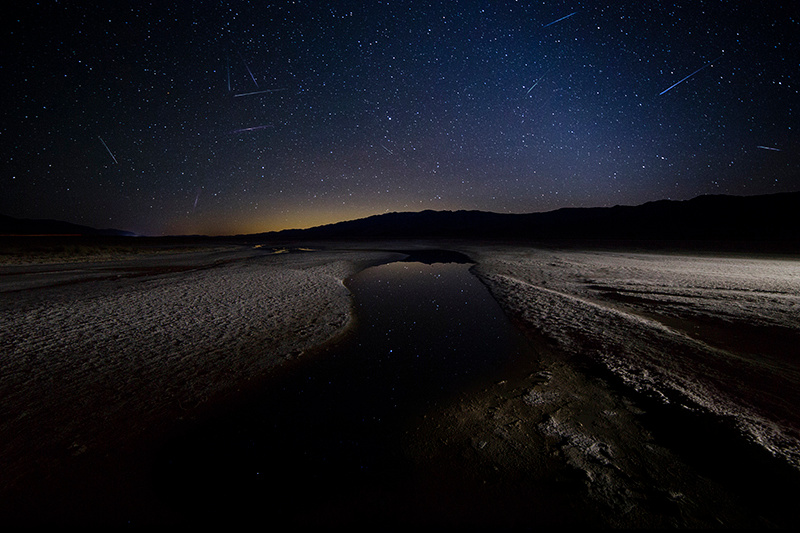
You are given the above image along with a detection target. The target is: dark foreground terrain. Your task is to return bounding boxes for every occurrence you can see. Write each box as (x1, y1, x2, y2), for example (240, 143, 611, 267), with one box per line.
(2, 237, 799, 526)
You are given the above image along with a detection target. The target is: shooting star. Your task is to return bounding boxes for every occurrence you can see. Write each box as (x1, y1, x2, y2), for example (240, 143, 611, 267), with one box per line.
(233, 88, 288, 97)
(98, 136, 118, 164)
(542, 11, 577, 28)
(379, 143, 393, 155)
(226, 56, 231, 92)
(525, 70, 549, 95)
(659, 55, 723, 96)
(229, 124, 274, 134)
(239, 51, 258, 88)
(757, 145, 782, 151)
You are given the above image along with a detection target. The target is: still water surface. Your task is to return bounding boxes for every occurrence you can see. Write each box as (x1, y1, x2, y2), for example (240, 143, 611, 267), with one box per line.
(156, 257, 538, 523)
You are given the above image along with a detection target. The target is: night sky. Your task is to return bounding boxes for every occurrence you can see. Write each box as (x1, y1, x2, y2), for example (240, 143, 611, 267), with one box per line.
(2, 1, 798, 236)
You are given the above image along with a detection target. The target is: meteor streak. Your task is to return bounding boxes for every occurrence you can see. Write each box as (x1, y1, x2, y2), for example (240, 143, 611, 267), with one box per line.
(525, 70, 549, 95)
(239, 52, 258, 88)
(98, 136, 118, 164)
(659, 55, 722, 96)
(757, 145, 782, 151)
(233, 88, 287, 97)
(229, 124, 273, 134)
(542, 11, 577, 28)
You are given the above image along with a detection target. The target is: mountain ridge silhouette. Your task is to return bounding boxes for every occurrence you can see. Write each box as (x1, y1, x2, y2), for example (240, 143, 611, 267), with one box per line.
(251, 191, 800, 243)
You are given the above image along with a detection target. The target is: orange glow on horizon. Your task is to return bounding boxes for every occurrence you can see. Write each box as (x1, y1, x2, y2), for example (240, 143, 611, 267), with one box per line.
(165, 205, 416, 237)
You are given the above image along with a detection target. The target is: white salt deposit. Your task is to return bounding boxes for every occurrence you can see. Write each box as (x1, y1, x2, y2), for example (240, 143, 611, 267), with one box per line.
(0, 246, 400, 490)
(468, 247, 800, 472)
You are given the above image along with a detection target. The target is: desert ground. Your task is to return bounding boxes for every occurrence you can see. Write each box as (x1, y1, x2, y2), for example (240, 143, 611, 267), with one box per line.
(1, 240, 403, 523)
(1, 238, 799, 526)
(413, 244, 800, 527)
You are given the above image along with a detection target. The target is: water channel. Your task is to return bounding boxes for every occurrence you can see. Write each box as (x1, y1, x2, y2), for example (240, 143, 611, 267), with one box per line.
(155, 251, 540, 524)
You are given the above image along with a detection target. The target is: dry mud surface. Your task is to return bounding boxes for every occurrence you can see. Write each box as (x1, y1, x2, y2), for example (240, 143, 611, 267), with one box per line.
(2, 241, 799, 526)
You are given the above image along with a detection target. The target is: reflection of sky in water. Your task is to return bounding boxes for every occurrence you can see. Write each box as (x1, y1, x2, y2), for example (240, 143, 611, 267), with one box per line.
(347, 261, 532, 399)
(157, 258, 539, 520)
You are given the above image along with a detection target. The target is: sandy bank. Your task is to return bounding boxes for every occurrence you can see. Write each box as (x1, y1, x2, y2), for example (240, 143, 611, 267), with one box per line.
(0, 245, 401, 521)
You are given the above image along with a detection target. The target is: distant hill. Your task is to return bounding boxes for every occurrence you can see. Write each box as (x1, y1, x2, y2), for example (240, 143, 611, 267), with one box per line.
(0, 214, 137, 237)
(251, 192, 800, 244)
(4, 192, 798, 244)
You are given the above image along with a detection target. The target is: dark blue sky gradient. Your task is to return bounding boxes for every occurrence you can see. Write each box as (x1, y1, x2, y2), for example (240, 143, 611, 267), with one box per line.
(2, 1, 798, 235)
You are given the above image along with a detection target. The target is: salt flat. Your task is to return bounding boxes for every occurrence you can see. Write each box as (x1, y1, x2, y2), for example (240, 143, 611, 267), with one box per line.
(2, 240, 799, 526)
(469, 247, 800, 464)
(438, 245, 800, 526)
(0, 243, 401, 521)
